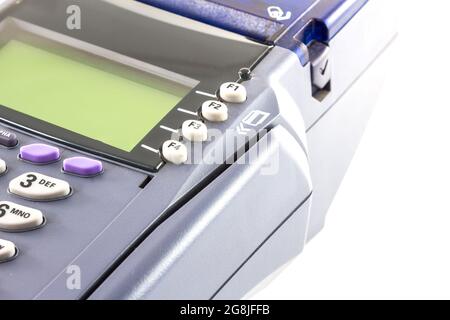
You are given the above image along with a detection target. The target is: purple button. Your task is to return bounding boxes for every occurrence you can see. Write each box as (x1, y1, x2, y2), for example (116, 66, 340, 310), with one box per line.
(63, 157, 103, 177)
(20, 144, 60, 164)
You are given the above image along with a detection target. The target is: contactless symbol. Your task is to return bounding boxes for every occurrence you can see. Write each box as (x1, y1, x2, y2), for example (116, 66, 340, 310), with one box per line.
(237, 110, 271, 135)
(237, 123, 251, 135)
(242, 110, 271, 127)
(267, 6, 292, 21)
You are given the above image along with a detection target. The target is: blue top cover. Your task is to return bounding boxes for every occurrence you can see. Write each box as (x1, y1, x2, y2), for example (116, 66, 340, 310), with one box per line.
(138, 0, 368, 63)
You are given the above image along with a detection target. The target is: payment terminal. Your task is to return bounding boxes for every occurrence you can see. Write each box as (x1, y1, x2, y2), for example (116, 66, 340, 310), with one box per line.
(0, 0, 396, 299)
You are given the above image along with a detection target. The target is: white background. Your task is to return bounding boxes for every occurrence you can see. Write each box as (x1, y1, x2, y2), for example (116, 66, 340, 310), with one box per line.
(253, 0, 450, 300)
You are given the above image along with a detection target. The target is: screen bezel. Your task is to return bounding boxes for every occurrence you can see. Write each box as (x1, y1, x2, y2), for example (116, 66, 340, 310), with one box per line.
(0, 19, 199, 154)
(0, 0, 268, 172)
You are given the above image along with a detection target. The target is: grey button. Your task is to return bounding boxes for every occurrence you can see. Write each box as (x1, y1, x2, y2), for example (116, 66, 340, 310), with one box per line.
(0, 130, 18, 148)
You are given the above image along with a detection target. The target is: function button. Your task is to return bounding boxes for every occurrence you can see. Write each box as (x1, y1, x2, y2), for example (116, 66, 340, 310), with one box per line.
(0, 159, 6, 175)
(0, 239, 17, 263)
(162, 140, 188, 165)
(9, 172, 71, 201)
(182, 120, 208, 142)
(0, 201, 44, 232)
(0, 130, 18, 148)
(219, 82, 247, 103)
(19, 144, 60, 164)
(201, 100, 228, 122)
(63, 157, 103, 177)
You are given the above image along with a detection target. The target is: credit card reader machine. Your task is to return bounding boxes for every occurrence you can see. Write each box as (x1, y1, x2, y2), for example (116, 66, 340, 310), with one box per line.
(0, 0, 396, 299)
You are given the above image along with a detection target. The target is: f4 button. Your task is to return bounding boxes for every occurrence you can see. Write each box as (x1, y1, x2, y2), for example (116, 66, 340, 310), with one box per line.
(162, 140, 188, 165)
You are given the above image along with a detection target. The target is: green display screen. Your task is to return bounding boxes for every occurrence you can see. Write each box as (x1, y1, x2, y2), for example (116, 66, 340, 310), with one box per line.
(0, 40, 190, 151)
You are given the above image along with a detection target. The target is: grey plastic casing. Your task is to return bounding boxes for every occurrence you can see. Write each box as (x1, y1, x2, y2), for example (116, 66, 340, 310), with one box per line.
(0, 0, 396, 299)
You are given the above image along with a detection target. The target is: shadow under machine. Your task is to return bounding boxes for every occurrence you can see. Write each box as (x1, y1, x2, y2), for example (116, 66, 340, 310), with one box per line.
(0, 0, 396, 299)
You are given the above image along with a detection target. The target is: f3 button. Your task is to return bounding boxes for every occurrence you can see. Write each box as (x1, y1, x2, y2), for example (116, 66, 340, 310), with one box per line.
(9, 172, 71, 201)
(182, 120, 207, 142)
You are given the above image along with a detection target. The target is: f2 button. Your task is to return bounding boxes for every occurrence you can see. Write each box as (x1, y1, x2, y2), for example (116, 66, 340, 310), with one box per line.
(202, 100, 228, 122)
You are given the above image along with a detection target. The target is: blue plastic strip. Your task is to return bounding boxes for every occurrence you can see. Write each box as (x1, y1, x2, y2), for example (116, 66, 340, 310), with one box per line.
(138, 0, 285, 42)
(137, 0, 369, 64)
(210, 0, 318, 29)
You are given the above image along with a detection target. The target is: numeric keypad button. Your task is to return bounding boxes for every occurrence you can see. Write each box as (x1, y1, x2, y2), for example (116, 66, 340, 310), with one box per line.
(0, 201, 44, 231)
(9, 172, 71, 201)
(0, 159, 6, 175)
(0, 239, 17, 263)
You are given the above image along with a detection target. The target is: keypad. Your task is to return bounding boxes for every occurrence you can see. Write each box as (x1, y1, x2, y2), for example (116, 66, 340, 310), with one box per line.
(0, 129, 105, 263)
(162, 81, 247, 165)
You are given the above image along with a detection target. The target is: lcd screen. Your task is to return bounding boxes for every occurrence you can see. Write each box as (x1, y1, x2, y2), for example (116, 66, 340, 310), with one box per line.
(0, 40, 192, 152)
